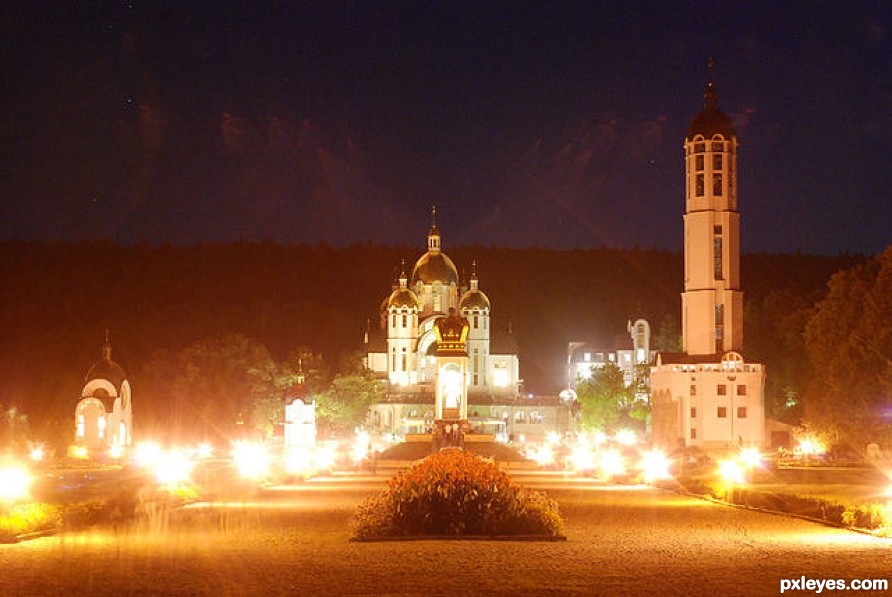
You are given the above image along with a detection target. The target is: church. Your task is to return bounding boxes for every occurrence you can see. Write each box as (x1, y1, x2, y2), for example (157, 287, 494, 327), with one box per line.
(74, 333, 133, 452)
(365, 211, 574, 443)
(650, 78, 766, 452)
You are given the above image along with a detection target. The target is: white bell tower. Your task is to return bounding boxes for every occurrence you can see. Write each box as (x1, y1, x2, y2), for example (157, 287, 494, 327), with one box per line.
(681, 80, 743, 356)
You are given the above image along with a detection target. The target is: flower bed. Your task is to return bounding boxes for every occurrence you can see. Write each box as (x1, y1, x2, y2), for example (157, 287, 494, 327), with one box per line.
(352, 450, 565, 540)
(0, 502, 63, 542)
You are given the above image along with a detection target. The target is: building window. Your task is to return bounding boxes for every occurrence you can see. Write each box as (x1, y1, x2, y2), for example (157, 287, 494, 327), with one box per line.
(737, 407, 747, 419)
(690, 407, 697, 418)
(712, 154, 723, 170)
(690, 385, 697, 396)
(737, 385, 747, 396)
(514, 411, 526, 423)
(713, 173, 723, 196)
(711, 141, 723, 152)
(391, 348, 396, 371)
(402, 313, 407, 327)
(583, 352, 591, 362)
(714, 235, 723, 279)
(696, 174, 705, 197)
(392, 314, 396, 328)
(695, 154, 704, 171)
(691, 428, 697, 439)
(694, 142, 705, 154)
(717, 384, 727, 396)
(717, 406, 727, 418)
(401, 348, 407, 371)
(474, 315, 479, 329)
(714, 225, 722, 234)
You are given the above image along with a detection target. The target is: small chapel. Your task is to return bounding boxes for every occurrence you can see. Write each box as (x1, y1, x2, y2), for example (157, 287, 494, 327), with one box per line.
(74, 332, 133, 451)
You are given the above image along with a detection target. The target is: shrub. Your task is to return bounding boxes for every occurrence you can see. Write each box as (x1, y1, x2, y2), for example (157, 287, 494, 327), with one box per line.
(842, 503, 892, 531)
(352, 450, 564, 539)
(0, 502, 63, 541)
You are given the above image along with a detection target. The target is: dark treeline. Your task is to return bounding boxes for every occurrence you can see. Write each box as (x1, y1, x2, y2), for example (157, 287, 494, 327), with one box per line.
(0, 241, 863, 433)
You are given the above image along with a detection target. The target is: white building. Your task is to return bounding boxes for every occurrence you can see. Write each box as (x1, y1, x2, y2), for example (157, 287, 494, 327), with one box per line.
(568, 318, 652, 389)
(75, 333, 133, 451)
(650, 78, 765, 452)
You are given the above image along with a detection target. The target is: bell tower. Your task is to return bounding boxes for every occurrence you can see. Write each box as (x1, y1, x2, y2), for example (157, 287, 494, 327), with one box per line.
(681, 75, 743, 356)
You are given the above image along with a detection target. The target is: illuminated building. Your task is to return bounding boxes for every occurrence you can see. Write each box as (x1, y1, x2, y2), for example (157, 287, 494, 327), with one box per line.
(75, 332, 133, 450)
(366, 210, 574, 443)
(650, 76, 766, 451)
(567, 318, 652, 389)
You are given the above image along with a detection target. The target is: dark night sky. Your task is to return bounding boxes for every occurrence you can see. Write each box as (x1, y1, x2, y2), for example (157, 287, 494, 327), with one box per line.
(0, 1, 889, 255)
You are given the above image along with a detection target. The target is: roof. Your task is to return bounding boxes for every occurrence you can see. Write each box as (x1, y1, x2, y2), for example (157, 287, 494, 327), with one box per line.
(412, 251, 459, 285)
(686, 82, 736, 140)
(459, 288, 490, 310)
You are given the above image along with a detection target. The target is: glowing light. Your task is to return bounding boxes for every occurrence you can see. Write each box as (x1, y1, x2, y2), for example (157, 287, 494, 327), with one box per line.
(28, 446, 45, 462)
(232, 441, 270, 480)
(640, 449, 671, 483)
(546, 431, 562, 446)
(531, 445, 555, 467)
(312, 444, 337, 471)
(493, 369, 509, 387)
(134, 441, 163, 468)
(592, 431, 608, 446)
(797, 437, 826, 456)
(155, 449, 195, 486)
(69, 445, 89, 459)
(739, 447, 762, 468)
(717, 459, 746, 485)
(108, 445, 124, 460)
(0, 465, 31, 501)
(195, 443, 213, 460)
(615, 429, 637, 446)
(599, 449, 625, 479)
(569, 445, 596, 472)
(352, 431, 371, 464)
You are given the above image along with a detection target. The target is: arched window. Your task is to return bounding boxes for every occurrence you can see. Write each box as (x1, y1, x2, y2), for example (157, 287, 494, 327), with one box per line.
(514, 411, 526, 423)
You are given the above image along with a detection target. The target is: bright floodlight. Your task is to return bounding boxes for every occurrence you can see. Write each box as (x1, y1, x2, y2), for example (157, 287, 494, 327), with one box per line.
(313, 444, 337, 471)
(134, 441, 163, 468)
(546, 431, 562, 446)
(640, 449, 671, 483)
(28, 446, 45, 462)
(615, 429, 637, 446)
(531, 445, 555, 467)
(196, 443, 213, 460)
(0, 465, 31, 501)
(718, 459, 746, 485)
(739, 447, 762, 468)
(569, 445, 595, 473)
(155, 449, 195, 486)
(798, 437, 826, 456)
(108, 445, 124, 460)
(599, 449, 625, 478)
(69, 445, 89, 459)
(232, 441, 270, 480)
(592, 431, 608, 446)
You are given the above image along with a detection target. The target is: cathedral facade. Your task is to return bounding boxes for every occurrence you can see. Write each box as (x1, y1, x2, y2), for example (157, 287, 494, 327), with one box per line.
(650, 79, 766, 452)
(366, 213, 572, 442)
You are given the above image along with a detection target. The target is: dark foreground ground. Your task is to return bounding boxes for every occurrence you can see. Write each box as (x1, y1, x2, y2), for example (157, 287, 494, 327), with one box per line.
(2, 472, 891, 596)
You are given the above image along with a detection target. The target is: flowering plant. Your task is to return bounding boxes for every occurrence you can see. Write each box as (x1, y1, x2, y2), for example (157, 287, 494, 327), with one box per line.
(352, 450, 564, 539)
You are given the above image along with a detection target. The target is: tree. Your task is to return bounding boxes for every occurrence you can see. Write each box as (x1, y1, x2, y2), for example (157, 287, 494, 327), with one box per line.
(575, 362, 632, 432)
(803, 247, 892, 451)
(653, 313, 682, 353)
(316, 351, 384, 436)
(139, 334, 279, 442)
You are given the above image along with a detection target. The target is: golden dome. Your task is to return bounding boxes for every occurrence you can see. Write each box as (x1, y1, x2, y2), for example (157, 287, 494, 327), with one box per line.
(459, 288, 490, 310)
(387, 287, 419, 309)
(411, 252, 459, 285)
